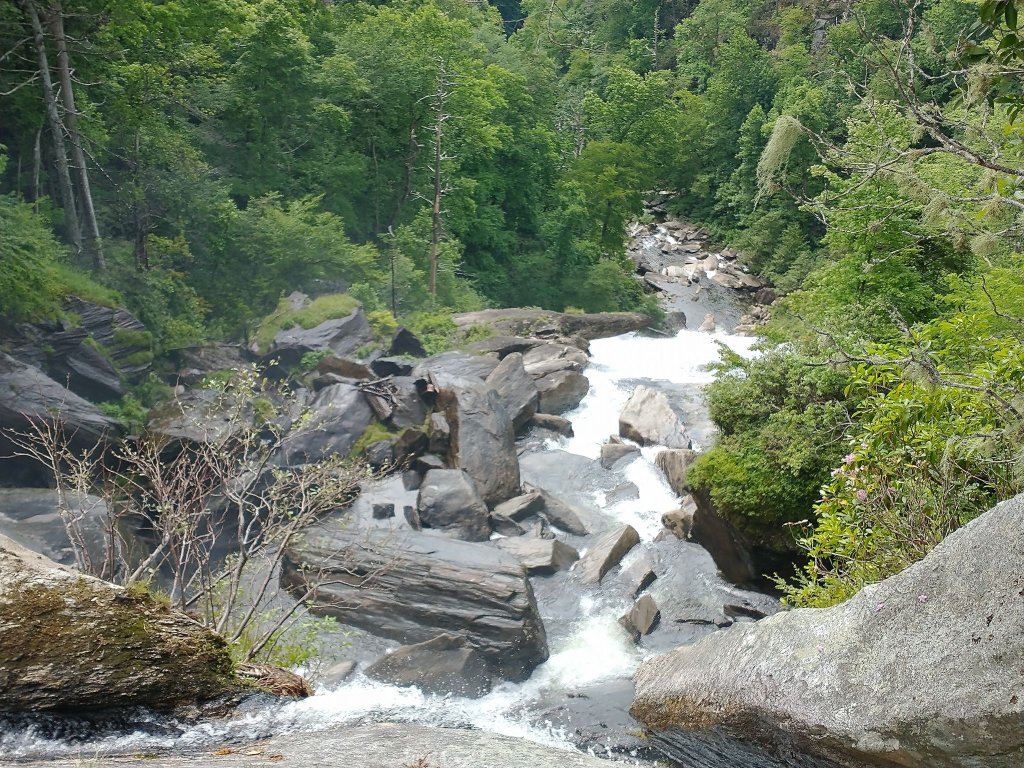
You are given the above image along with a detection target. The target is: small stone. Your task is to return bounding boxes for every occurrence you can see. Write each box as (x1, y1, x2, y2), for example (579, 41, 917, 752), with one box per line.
(372, 503, 395, 520)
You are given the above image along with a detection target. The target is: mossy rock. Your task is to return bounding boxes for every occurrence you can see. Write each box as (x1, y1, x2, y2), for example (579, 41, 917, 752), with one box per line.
(0, 534, 246, 713)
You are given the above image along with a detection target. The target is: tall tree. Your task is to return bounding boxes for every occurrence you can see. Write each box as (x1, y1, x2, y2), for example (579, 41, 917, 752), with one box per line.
(18, 0, 81, 253)
(47, 0, 104, 270)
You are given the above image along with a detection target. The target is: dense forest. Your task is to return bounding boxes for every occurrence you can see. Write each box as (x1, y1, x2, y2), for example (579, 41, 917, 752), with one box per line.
(2, 0, 1024, 606)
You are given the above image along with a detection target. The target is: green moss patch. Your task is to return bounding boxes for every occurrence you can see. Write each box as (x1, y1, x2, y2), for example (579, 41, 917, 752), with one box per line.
(255, 293, 360, 353)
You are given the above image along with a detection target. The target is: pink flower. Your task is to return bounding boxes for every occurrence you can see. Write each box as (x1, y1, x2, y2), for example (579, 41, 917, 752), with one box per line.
(845, 453, 856, 465)
(856, 489, 868, 502)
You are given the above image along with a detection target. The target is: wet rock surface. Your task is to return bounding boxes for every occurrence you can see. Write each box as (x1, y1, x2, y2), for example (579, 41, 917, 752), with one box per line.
(366, 634, 493, 698)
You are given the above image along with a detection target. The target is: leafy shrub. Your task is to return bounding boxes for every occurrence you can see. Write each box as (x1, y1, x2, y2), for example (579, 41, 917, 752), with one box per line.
(780, 320, 1024, 606)
(688, 347, 851, 549)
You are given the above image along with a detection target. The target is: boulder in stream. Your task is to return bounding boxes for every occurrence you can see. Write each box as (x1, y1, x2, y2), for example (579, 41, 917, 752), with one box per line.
(493, 537, 579, 575)
(416, 469, 491, 542)
(485, 352, 539, 430)
(632, 493, 1024, 768)
(282, 524, 548, 681)
(618, 385, 690, 449)
(437, 377, 520, 507)
(576, 524, 640, 585)
(366, 633, 492, 698)
(535, 369, 590, 415)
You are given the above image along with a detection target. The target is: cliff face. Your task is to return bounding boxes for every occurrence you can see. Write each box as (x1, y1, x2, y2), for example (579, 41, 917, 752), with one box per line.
(632, 493, 1024, 768)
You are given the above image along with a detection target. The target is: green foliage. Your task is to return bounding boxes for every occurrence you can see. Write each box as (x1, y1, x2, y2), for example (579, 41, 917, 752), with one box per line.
(781, 321, 1024, 606)
(254, 293, 360, 353)
(98, 394, 149, 433)
(403, 311, 461, 355)
(350, 421, 394, 460)
(689, 349, 851, 546)
(0, 186, 65, 320)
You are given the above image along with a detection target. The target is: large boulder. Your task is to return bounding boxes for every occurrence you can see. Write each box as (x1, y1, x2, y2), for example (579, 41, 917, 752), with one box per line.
(273, 383, 374, 466)
(535, 370, 590, 415)
(521, 342, 589, 377)
(413, 351, 499, 384)
(485, 352, 539, 431)
(366, 633, 492, 698)
(619, 386, 690, 448)
(437, 378, 520, 507)
(452, 308, 649, 340)
(0, 534, 241, 712)
(282, 525, 549, 681)
(632, 494, 1024, 768)
(416, 469, 491, 542)
(576, 525, 640, 584)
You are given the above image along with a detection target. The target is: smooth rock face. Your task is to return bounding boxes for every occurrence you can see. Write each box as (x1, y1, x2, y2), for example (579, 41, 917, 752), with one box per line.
(416, 469, 491, 542)
(365, 633, 492, 698)
(0, 353, 119, 484)
(655, 448, 698, 495)
(493, 537, 579, 575)
(632, 494, 1024, 768)
(274, 383, 374, 466)
(30, 723, 634, 768)
(576, 525, 640, 585)
(619, 555, 657, 597)
(282, 524, 549, 681)
(438, 378, 520, 507)
(535, 370, 590, 414)
(0, 353, 118, 443)
(0, 534, 239, 712)
(618, 385, 690, 448)
(485, 352, 539, 430)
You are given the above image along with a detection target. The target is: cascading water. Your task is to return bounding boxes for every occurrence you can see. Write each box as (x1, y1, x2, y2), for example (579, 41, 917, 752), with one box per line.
(2, 326, 773, 764)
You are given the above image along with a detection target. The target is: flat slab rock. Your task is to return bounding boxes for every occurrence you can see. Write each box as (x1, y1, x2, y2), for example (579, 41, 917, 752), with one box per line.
(16, 723, 633, 767)
(282, 524, 548, 681)
(632, 493, 1024, 768)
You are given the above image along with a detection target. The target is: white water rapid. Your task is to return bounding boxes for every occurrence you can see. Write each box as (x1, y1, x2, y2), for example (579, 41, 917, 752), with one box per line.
(2, 327, 765, 764)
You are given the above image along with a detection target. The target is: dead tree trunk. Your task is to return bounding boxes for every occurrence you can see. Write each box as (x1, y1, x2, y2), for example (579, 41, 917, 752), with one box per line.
(20, 0, 81, 252)
(48, 2, 105, 271)
(428, 58, 453, 298)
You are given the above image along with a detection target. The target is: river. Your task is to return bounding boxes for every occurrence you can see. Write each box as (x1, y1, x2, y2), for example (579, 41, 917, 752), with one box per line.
(2, 321, 778, 765)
